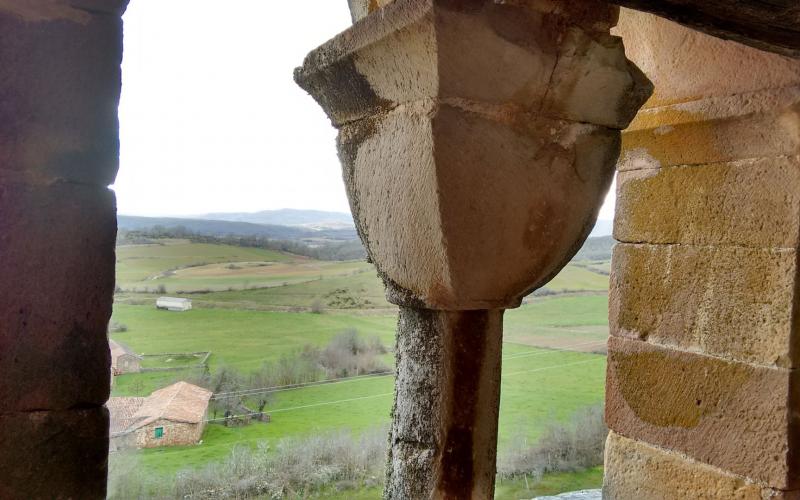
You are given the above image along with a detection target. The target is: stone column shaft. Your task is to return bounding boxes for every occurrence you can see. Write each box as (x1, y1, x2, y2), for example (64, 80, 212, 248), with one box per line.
(386, 308, 503, 499)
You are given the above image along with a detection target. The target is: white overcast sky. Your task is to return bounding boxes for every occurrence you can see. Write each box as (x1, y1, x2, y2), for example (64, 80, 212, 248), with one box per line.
(113, 0, 616, 220)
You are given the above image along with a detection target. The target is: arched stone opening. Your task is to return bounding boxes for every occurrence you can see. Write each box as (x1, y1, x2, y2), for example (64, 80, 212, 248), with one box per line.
(0, 0, 798, 498)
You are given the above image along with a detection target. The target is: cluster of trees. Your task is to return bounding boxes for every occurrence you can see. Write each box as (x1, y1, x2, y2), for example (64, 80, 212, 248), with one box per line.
(117, 226, 367, 261)
(186, 329, 390, 419)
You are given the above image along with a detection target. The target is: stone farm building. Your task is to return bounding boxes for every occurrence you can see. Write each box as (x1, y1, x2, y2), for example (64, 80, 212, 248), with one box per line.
(109, 339, 141, 375)
(108, 381, 212, 451)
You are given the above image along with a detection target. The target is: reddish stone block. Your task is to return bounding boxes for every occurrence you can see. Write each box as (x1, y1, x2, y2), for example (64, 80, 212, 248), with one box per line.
(606, 336, 800, 489)
(0, 7, 125, 186)
(0, 181, 115, 411)
(0, 408, 109, 499)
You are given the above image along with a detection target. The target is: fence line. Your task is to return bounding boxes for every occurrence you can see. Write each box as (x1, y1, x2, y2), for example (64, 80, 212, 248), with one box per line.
(211, 339, 607, 399)
(129, 354, 607, 433)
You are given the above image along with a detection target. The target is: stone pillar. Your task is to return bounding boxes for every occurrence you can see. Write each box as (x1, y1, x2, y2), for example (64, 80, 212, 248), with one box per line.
(0, 1, 127, 498)
(386, 308, 503, 499)
(296, 1, 650, 497)
(605, 9, 800, 499)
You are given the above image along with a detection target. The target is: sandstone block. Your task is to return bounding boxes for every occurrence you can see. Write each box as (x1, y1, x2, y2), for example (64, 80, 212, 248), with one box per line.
(0, 181, 116, 411)
(618, 106, 800, 169)
(605, 337, 800, 488)
(614, 156, 800, 248)
(614, 8, 800, 109)
(609, 243, 797, 368)
(0, 408, 109, 499)
(604, 431, 800, 500)
(0, 7, 124, 186)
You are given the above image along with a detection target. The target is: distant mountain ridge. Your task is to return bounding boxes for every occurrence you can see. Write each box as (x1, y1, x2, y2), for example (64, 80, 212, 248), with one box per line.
(117, 215, 358, 241)
(196, 208, 354, 228)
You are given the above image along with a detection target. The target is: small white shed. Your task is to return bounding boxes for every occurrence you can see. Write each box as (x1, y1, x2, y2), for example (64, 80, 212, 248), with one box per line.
(156, 297, 192, 312)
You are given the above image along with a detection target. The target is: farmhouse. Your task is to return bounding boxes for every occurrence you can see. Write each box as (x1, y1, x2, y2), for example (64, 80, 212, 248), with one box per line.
(156, 296, 192, 311)
(109, 339, 141, 375)
(108, 381, 212, 451)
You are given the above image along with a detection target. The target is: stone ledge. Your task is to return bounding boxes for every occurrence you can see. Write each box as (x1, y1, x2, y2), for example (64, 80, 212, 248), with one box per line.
(296, 0, 649, 129)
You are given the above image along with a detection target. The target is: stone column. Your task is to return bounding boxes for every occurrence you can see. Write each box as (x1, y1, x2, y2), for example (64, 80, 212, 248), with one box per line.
(605, 9, 800, 499)
(0, 1, 127, 498)
(296, 1, 650, 497)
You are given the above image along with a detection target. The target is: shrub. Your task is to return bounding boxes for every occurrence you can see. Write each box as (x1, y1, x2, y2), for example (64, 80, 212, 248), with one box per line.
(108, 451, 173, 499)
(310, 299, 325, 314)
(319, 329, 389, 378)
(108, 321, 128, 333)
(498, 404, 607, 479)
(174, 426, 388, 498)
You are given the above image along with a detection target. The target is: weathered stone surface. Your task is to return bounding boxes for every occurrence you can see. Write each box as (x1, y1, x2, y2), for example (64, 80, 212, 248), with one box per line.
(0, 181, 115, 411)
(605, 337, 800, 488)
(613, 2, 800, 58)
(609, 243, 797, 368)
(615, 9, 800, 109)
(339, 102, 619, 309)
(0, 6, 125, 186)
(0, 408, 109, 499)
(614, 156, 800, 249)
(298, 0, 649, 130)
(618, 104, 800, 169)
(603, 431, 800, 499)
(385, 308, 503, 499)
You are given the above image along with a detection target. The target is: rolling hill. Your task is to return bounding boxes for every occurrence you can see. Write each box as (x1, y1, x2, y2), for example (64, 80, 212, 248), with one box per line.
(117, 215, 358, 241)
(198, 208, 354, 228)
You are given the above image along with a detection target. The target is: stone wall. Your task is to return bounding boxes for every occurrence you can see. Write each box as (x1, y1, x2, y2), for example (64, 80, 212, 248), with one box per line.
(0, 1, 128, 498)
(134, 419, 206, 449)
(605, 8, 800, 498)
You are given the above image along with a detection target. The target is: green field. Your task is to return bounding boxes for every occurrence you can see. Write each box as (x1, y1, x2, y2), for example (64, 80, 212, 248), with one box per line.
(115, 239, 609, 309)
(113, 310, 605, 474)
(110, 239, 612, 497)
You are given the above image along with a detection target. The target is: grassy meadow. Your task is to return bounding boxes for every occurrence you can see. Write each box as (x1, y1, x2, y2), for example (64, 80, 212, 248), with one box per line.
(109, 238, 612, 498)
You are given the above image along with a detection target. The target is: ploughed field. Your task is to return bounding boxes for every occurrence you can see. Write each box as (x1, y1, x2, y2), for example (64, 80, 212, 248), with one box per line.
(110, 239, 611, 498)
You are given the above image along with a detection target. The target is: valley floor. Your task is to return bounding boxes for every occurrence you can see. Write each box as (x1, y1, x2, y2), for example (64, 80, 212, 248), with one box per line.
(109, 239, 612, 498)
